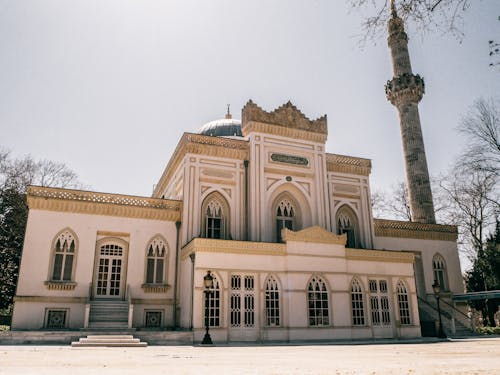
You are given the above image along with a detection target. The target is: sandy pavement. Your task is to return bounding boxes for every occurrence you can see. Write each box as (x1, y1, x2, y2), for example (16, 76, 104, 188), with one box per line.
(1, 338, 499, 374)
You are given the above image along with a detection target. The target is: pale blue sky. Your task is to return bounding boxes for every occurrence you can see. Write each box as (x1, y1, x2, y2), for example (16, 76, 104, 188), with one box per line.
(1, 0, 498, 197)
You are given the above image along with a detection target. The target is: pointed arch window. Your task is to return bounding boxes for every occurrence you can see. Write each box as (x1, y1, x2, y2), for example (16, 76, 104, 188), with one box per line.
(206, 274, 221, 327)
(351, 278, 365, 326)
(397, 281, 411, 325)
(146, 237, 167, 284)
(307, 276, 329, 326)
(336, 205, 359, 248)
(276, 199, 295, 242)
(51, 230, 77, 281)
(432, 254, 448, 291)
(265, 276, 280, 326)
(201, 193, 229, 240)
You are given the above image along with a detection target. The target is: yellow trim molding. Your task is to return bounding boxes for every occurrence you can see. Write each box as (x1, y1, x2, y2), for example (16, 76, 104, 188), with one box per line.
(374, 219, 458, 241)
(14, 296, 87, 303)
(346, 248, 415, 263)
(282, 226, 347, 245)
(181, 238, 286, 260)
(27, 186, 181, 221)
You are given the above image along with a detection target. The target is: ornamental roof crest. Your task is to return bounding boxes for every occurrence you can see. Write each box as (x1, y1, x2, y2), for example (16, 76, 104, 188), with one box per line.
(242, 100, 327, 136)
(282, 226, 346, 245)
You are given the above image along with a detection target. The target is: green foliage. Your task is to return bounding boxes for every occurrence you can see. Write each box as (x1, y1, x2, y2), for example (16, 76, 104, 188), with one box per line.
(0, 188, 28, 310)
(477, 326, 500, 335)
(466, 223, 500, 327)
(0, 325, 10, 331)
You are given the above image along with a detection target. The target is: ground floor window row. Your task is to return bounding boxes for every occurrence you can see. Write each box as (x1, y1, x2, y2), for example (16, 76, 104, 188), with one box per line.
(205, 274, 413, 329)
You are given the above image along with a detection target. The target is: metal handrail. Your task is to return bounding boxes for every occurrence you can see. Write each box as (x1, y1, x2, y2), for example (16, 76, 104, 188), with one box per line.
(418, 295, 474, 331)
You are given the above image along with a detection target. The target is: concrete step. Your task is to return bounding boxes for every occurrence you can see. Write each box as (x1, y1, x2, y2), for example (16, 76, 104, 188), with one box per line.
(71, 334, 147, 347)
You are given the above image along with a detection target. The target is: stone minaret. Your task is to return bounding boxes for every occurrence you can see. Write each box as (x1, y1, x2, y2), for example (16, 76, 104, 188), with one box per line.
(385, 0, 436, 224)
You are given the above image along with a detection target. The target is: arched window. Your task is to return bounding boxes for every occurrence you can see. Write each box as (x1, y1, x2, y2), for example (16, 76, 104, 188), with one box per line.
(432, 254, 448, 291)
(51, 229, 77, 281)
(265, 276, 280, 326)
(336, 205, 359, 248)
(276, 198, 295, 242)
(307, 276, 329, 326)
(351, 278, 365, 326)
(369, 279, 391, 326)
(397, 281, 411, 325)
(145, 237, 168, 284)
(201, 192, 229, 239)
(206, 274, 221, 327)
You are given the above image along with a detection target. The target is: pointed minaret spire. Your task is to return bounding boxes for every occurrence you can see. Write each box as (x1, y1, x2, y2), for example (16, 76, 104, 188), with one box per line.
(385, 0, 436, 224)
(225, 104, 232, 119)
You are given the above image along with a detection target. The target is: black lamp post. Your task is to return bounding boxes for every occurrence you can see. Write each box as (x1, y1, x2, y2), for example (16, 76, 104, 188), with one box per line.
(201, 270, 214, 345)
(432, 279, 447, 338)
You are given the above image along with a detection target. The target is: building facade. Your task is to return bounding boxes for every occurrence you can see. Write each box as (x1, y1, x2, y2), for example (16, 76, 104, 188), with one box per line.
(11, 5, 466, 342)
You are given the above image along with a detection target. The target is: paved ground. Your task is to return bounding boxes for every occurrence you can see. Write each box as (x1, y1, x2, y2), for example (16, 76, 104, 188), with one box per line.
(1, 338, 499, 374)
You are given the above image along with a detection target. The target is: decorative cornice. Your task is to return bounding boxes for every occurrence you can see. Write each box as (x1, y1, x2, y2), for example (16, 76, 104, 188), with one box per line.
(44, 281, 77, 291)
(386, 73, 425, 106)
(282, 226, 346, 245)
(153, 133, 249, 197)
(181, 238, 286, 259)
(346, 248, 414, 263)
(27, 186, 182, 221)
(97, 231, 130, 237)
(326, 153, 372, 176)
(14, 295, 87, 303)
(241, 100, 327, 142)
(131, 298, 173, 305)
(374, 219, 458, 241)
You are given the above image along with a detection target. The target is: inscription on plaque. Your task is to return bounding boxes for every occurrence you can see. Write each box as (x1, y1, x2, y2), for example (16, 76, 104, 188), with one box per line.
(271, 153, 309, 166)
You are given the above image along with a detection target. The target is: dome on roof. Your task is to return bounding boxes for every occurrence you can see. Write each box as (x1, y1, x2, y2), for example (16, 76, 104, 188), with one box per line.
(197, 118, 243, 137)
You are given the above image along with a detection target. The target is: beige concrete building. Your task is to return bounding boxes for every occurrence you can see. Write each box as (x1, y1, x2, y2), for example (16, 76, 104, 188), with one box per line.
(11, 5, 467, 343)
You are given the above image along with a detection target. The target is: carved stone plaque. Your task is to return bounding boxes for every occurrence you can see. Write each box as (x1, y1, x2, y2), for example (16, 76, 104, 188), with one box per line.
(271, 153, 309, 166)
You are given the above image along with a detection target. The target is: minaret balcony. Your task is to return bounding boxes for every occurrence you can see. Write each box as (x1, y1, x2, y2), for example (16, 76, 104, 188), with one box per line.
(385, 73, 425, 106)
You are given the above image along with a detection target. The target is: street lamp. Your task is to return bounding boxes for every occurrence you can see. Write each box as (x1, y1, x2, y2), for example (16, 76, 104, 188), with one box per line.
(432, 279, 447, 338)
(201, 270, 214, 345)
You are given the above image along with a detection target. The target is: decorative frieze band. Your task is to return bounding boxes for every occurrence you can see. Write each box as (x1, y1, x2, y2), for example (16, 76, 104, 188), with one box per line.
(326, 153, 372, 176)
(374, 219, 458, 241)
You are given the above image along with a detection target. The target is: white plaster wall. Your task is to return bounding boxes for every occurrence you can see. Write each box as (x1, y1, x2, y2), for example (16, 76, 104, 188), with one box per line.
(374, 236, 463, 294)
(14, 209, 178, 329)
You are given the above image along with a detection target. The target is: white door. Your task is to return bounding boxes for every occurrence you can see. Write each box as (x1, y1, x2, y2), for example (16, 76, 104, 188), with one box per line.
(229, 274, 258, 341)
(94, 244, 125, 299)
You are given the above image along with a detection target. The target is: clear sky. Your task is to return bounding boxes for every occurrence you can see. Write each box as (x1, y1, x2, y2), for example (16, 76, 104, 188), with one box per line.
(0, 0, 498, 198)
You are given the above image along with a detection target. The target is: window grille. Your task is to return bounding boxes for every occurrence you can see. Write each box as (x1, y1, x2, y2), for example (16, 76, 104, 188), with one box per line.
(432, 254, 448, 291)
(265, 276, 280, 326)
(51, 230, 76, 281)
(205, 200, 224, 239)
(276, 199, 295, 242)
(206, 276, 220, 327)
(308, 276, 329, 326)
(46, 309, 67, 329)
(397, 281, 411, 325)
(351, 279, 365, 326)
(369, 279, 391, 326)
(145, 311, 162, 328)
(146, 238, 167, 284)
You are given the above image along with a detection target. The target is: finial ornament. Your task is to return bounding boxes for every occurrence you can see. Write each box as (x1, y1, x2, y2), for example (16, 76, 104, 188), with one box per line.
(225, 104, 232, 119)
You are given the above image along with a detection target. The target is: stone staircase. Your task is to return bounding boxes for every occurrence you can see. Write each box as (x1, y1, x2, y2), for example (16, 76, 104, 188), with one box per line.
(88, 300, 129, 329)
(72, 335, 147, 347)
(417, 296, 478, 337)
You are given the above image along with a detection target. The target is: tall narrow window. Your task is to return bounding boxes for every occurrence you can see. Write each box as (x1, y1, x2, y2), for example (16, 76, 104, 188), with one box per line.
(51, 230, 77, 281)
(276, 199, 295, 242)
(397, 281, 411, 325)
(308, 276, 329, 326)
(201, 193, 229, 240)
(146, 237, 167, 284)
(351, 278, 365, 326)
(369, 279, 391, 326)
(206, 275, 220, 327)
(206, 200, 223, 239)
(265, 276, 280, 326)
(335, 205, 359, 248)
(432, 254, 448, 291)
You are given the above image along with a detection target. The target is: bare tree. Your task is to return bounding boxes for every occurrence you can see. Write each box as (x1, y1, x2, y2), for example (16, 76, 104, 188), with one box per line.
(457, 98, 500, 175)
(348, 0, 471, 42)
(372, 181, 412, 220)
